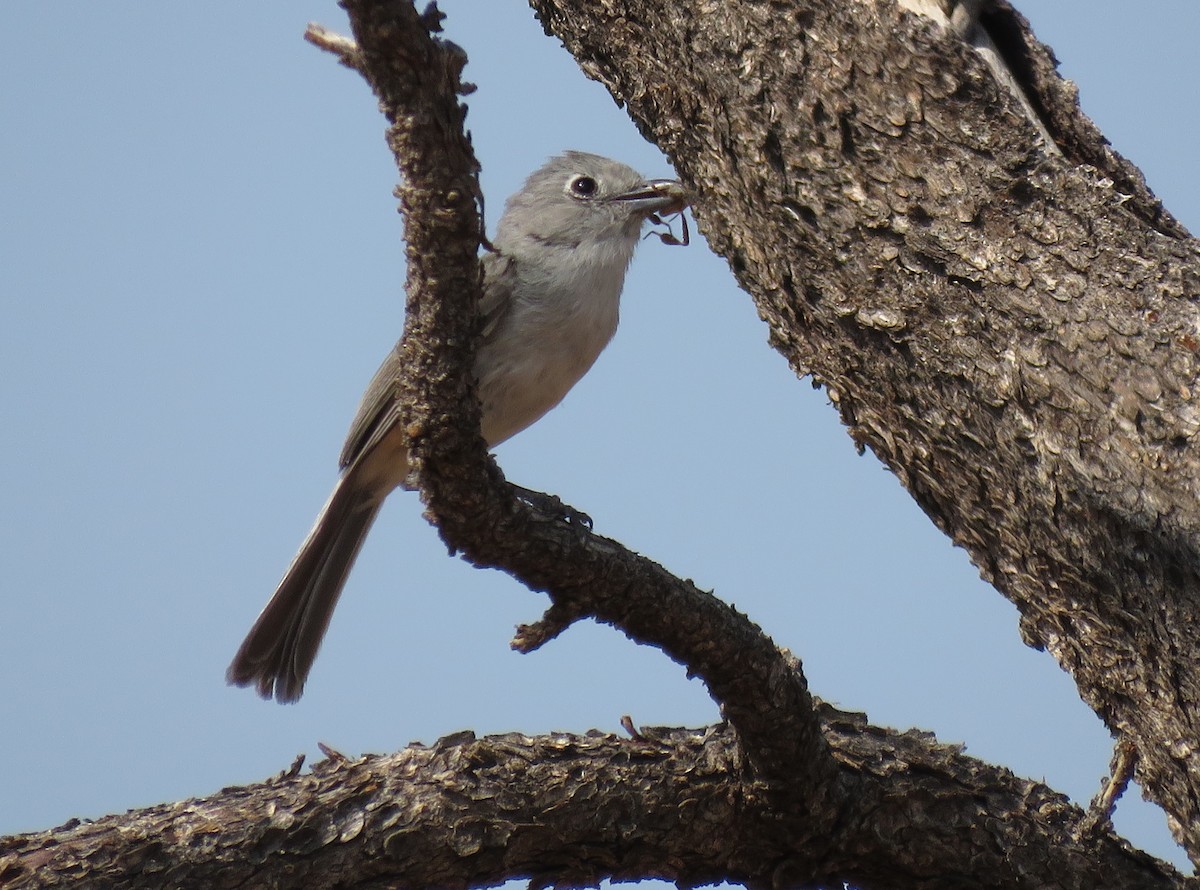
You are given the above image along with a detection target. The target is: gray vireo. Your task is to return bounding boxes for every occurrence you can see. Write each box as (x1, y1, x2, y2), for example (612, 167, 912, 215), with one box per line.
(227, 151, 688, 702)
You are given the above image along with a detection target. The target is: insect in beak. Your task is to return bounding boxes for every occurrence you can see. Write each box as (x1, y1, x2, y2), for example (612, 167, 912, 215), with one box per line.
(645, 210, 690, 247)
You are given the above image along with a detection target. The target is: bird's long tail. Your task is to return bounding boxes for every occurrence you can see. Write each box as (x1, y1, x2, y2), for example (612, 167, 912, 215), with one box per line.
(226, 474, 383, 703)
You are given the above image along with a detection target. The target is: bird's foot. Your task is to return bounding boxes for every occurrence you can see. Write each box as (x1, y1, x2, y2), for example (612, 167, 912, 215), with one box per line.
(509, 484, 593, 531)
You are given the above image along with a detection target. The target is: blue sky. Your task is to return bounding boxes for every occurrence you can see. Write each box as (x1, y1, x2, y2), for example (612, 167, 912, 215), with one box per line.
(2, 0, 1197, 876)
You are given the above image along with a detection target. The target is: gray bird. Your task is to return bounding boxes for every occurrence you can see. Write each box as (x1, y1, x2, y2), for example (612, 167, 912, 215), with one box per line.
(227, 152, 687, 702)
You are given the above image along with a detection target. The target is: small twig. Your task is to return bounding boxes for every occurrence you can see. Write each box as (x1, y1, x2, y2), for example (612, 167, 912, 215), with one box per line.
(1078, 738, 1137, 839)
(304, 22, 364, 71)
(512, 602, 579, 653)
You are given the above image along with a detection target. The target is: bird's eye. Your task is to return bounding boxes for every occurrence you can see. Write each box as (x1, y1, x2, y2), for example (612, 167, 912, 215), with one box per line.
(569, 175, 598, 198)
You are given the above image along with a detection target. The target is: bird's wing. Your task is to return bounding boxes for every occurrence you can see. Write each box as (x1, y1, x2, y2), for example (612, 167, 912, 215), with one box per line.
(339, 347, 404, 471)
(338, 253, 511, 471)
(478, 249, 517, 346)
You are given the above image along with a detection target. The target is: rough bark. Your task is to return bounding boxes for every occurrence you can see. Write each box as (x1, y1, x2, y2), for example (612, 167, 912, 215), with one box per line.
(528, 0, 1200, 863)
(0, 715, 1183, 889)
(6, 0, 1200, 886)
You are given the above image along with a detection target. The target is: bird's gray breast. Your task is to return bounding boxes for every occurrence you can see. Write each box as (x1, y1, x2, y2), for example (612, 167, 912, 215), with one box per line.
(476, 239, 629, 447)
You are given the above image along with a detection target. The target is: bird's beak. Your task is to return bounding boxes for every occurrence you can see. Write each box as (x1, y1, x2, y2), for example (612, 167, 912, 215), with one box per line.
(611, 179, 689, 216)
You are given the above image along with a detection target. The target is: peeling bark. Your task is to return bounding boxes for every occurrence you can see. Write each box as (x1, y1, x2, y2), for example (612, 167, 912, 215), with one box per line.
(0, 716, 1182, 889)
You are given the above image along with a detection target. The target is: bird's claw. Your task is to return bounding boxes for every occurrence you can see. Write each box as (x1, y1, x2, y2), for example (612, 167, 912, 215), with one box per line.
(510, 484, 593, 531)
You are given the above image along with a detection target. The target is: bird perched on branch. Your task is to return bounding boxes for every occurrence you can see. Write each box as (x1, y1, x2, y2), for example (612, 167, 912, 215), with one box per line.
(227, 151, 689, 702)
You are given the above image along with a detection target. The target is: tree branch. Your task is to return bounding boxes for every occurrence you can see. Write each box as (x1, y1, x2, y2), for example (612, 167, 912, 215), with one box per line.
(304, 21, 365, 70)
(337, 0, 840, 810)
(1, 714, 1183, 889)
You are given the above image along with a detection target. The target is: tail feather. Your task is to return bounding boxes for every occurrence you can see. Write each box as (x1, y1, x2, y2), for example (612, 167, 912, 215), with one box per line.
(227, 475, 383, 703)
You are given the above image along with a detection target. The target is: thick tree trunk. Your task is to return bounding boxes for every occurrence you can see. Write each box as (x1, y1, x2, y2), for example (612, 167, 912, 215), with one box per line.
(529, 0, 1200, 861)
